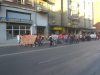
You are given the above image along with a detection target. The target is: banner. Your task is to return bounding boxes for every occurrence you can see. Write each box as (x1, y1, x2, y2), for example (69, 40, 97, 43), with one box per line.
(0, 17, 33, 24)
(20, 35, 37, 45)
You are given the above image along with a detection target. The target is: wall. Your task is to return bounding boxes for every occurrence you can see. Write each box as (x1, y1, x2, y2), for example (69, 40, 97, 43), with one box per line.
(78, 0, 85, 28)
(63, 0, 68, 26)
(93, 2, 100, 26)
(0, 5, 6, 41)
(0, 6, 34, 41)
(54, 0, 61, 25)
(0, 23, 6, 42)
(36, 13, 48, 26)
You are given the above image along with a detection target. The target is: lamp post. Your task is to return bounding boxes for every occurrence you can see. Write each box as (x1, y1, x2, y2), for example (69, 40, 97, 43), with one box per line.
(35, 0, 37, 35)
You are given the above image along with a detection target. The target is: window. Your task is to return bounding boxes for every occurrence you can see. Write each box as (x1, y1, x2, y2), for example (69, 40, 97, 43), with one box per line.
(6, 24, 31, 40)
(7, 30, 13, 40)
(16, 0, 21, 3)
(20, 30, 25, 35)
(13, 25, 19, 29)
(13, 30, 19, 39)
(26, 25, 30, 29)
(20, 25, 25, 29)
(16, 0, 24, 4)
(7, 25, 12, 29)
(27, 0, 32, 6)
(7, 11, 31, 20)
(5, 0, 13, 2)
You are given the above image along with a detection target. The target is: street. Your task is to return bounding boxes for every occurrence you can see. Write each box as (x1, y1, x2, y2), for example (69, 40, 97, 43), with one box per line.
(0, 41, 100, 75)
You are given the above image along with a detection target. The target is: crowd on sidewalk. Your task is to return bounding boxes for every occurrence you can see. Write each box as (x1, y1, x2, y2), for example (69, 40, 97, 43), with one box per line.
(17, 32, 100, 47)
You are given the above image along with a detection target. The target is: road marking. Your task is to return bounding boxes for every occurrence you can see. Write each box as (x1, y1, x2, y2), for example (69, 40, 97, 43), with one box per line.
(0, 45, 72, 57)
(0, 42, 98, 58)
(38, 56, 64, 64)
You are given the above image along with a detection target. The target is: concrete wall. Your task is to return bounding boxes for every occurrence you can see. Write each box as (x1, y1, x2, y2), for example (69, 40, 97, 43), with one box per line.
(0, 5, 7, 41)
(0, 4, 48, 36)
(54, 0, 61, 25)
(0, 23, 6, 42)
(37, 13, 48, 26)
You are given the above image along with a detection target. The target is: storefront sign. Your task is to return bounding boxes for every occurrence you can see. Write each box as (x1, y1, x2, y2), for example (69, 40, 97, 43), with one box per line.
(0, 17, 33, 24)
(52, 27, 63, 30)
(67, 23, 71, 26)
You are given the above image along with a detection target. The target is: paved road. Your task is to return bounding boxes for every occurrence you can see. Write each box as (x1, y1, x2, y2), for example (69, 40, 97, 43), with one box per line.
(0, 41, 100, 75)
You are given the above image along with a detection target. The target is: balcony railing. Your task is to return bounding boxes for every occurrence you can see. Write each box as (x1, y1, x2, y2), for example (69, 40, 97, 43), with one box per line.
(72, 14, 79, 19)
(36, 5, 48, 13)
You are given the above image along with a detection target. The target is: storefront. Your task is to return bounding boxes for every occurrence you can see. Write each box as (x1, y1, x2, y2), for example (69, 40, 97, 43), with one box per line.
(0, 17, 33, 40)
(37, 26, 45, 34)
(50, 26, 66, 34)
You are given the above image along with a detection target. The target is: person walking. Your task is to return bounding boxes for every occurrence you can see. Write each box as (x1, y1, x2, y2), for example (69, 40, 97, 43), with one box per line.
(49, 35, 53, 47)
(17, 35, 20, 44)
(52, 33, 58, 46)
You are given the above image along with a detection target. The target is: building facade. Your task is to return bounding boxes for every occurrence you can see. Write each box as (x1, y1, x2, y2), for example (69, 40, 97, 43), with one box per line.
(0, 0, 98, 43)
(64, 0, 93, 34)
(93, 1, 100, 32)
(0, 0, 49, 42)
(48, 0, 94, 35)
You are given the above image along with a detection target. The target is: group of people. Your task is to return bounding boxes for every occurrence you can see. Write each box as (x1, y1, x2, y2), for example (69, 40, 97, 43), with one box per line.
(49, 33, 80, 47)
(48, 33, 100, 46)
(17, 32, 100, 47)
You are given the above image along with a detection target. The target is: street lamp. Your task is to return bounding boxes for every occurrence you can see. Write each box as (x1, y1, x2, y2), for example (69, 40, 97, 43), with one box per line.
(35, 0, 37, 35)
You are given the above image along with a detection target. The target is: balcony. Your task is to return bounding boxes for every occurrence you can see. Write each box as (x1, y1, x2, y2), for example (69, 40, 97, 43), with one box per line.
(43, 0, 47, 1)
(72, 14, 79, 19)
(36, 5, 48, 13)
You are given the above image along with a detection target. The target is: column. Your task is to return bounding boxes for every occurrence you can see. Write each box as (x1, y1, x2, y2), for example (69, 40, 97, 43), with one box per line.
(44, 26, 49, 38)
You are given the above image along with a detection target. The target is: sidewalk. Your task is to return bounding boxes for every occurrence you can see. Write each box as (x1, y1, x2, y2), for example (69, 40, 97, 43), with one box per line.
(0, 40, 50, 47)
(0, 39, 19, 47)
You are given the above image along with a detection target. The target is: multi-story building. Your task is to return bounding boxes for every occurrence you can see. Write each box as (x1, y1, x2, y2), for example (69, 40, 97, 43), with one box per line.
(0, 0, 50, 42)
(64, 0, 93, 34)
(46, 0, 62, 34)
(93, 1, 100, 32)
(48, 0, 94, 34)
(0, 0, 98, 43)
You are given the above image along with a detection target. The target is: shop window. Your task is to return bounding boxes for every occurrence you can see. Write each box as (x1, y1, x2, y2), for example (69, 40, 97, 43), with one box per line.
(26, 30, 30, 34)
(7, 25, 12, 29)
(7, 30, 13, 40)
(6, 24, 31, 40)
(26, 25, 30, 29)
(13, 25, 19, 29)
(20, 30, 25, 35)
(13, 30, 19, 39)
(20, 25, 25, 29)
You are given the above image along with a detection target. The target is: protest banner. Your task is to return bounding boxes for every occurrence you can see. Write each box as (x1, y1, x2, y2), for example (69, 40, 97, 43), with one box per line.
(20, 35, 37, 45)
